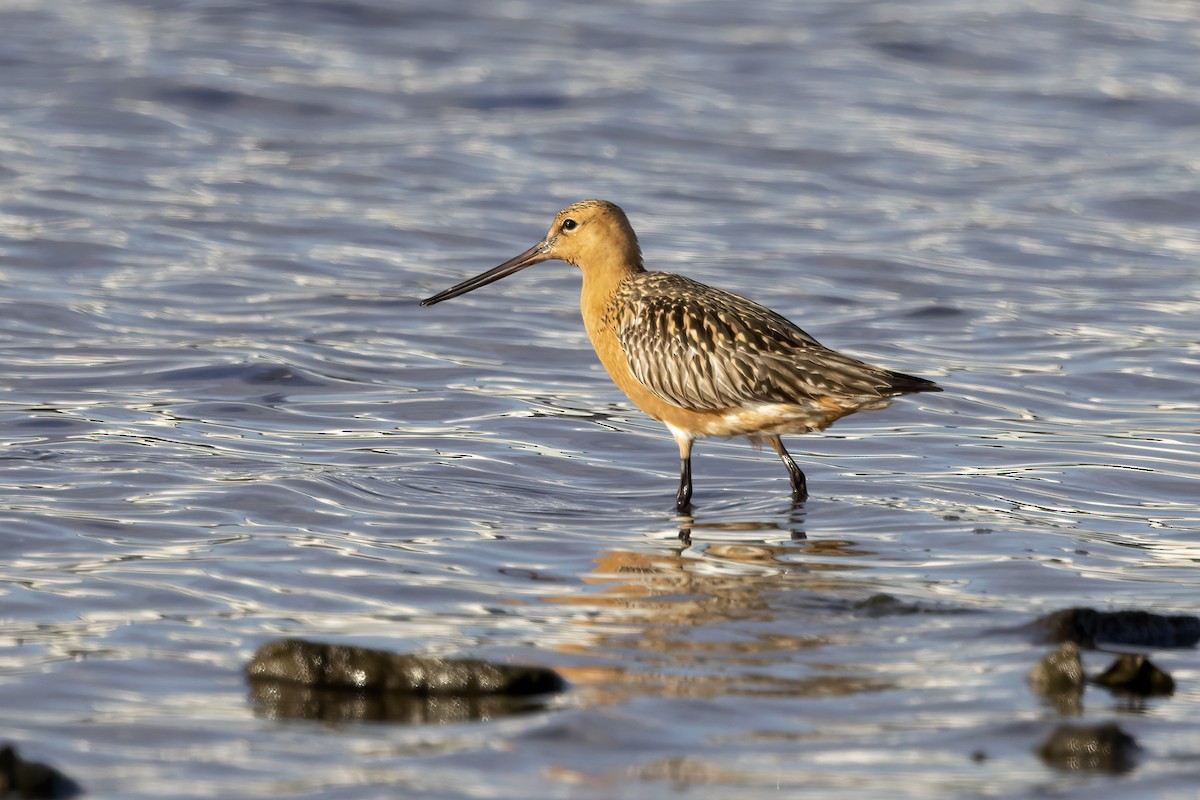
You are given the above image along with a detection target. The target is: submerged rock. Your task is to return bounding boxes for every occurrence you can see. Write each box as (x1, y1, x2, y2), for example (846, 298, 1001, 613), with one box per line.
(1031, 607, 1200, 649)
(1037, 722, 1139, 773)
(245, 638, 566, 723)
(1093, 653, 1175, 697)
(0, 744, 79, 799)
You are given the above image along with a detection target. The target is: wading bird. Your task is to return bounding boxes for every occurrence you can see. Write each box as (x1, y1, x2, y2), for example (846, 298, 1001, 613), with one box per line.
(421, 200, 940, 510)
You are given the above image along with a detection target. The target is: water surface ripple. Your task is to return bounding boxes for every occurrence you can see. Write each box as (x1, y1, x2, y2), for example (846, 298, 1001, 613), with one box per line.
(1, 1, 1199, 798)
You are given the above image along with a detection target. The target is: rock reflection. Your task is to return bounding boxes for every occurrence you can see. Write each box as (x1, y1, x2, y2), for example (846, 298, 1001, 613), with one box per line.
(1037, 723, 1140, 773)
(247, 681, 554, 725)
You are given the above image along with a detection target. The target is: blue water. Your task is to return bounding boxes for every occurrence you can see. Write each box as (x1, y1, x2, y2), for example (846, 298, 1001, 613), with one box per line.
(2, 1, 1199, 797)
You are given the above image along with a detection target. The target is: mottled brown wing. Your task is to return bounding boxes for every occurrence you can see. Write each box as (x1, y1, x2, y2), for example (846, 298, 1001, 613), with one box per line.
(614, 273, 933, 412)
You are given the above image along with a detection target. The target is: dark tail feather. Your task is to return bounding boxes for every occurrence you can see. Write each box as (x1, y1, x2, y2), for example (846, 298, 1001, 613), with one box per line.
(883, 370, 942, 396)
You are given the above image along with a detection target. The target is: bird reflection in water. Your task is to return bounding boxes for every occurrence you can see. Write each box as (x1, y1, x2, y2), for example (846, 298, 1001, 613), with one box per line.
(675, 506, 807, 548)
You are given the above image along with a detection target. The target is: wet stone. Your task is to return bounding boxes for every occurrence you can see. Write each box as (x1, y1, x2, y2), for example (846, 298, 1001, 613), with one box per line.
(1031, 607, 1200, 649)
(246, 638, 567, 696)
(1029, 642, 1084, 694)
(0, 744, 80, 799)
(1092, 653, 1175, 697)
(855, 593, 920, 615)
(853, 593, 963, 617)
(1028, 642, 1084, 714)
(1037, 722, 1140, 773)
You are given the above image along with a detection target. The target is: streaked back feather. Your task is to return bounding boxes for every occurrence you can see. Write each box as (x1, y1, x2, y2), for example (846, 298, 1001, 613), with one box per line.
(610, 272, 939, 413)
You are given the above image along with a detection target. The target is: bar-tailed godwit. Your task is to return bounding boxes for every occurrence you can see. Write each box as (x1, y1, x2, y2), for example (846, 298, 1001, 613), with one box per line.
(422, 200, 940, 510)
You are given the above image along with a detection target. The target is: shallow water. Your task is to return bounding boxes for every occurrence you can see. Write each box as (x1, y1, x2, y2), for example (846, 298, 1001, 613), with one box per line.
(2, 0, 1199, 797)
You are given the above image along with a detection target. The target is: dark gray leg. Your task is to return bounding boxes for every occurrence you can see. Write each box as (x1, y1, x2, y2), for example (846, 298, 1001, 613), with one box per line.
(672, 432, 694, 512)
(767, 435, 808, 502)
(676, 453, 693, 511)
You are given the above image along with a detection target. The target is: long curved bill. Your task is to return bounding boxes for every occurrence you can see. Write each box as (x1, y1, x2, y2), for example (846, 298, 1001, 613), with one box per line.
(420, 241, 552, 306)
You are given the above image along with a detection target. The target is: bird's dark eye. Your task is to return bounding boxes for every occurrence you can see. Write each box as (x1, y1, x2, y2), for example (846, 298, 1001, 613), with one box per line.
(561, 219, 577, 231)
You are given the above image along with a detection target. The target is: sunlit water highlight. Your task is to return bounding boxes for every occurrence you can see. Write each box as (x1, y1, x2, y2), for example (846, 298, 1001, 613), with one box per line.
(1, 1, 1199, 798)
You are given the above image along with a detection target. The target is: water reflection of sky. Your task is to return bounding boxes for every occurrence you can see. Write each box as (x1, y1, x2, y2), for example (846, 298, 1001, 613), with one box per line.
(1, 0, 1199, 797)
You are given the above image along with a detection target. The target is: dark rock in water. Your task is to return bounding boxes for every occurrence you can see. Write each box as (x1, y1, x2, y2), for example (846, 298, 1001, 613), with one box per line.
(1031, 607, 1200, 648)
(0, 744, 80, 798)
(245, 639, 567, 723)
(1037, 722, 1139, 773)
(1093, 653, 1175, 696)
(1028, 642, 1084, 714)
(246, 638, 566, 696)
(854, 593, 923, 616)
(1029, 642, 1084, 694)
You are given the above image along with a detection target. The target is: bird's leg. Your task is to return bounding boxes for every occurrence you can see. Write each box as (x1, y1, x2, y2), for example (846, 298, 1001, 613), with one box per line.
(767, 435, 808, 502)
(676, 452, 693, 512)
(672, 431, 694, 512)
